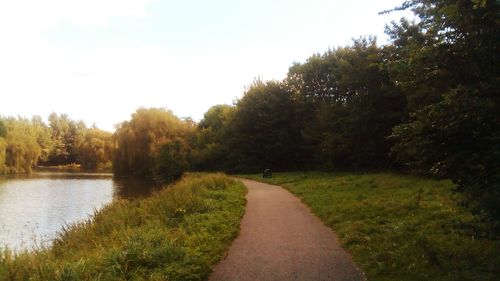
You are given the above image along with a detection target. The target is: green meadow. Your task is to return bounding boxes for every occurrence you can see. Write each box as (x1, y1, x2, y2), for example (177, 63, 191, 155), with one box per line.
(244, 172, 499, 281)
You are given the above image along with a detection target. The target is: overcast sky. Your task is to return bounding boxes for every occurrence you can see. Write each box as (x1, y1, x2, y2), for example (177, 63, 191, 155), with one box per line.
(0, 0, 411, 131)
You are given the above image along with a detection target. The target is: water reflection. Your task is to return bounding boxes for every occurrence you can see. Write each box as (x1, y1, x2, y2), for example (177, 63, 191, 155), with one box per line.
(112, 177, 160, 199)
(0, 171, 161, 251)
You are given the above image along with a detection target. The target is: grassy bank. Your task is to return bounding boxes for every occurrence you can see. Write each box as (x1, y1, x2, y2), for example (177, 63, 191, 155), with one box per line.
(244, 172, 499, 281)
(0, 173, 246, 281)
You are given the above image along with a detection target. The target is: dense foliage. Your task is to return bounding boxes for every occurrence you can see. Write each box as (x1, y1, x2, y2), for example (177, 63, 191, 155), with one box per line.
(226, 80, 304, 172)
(386, 0, 500, 220)
(77, 128, 114, 170)
(112, 108, 194, 181)
(0, 117, 42, 174)
(0, 114, 113, 173)
(189, 105, 235, 172)
(0, 174, 246, 281)
(286, 38, 406, 170)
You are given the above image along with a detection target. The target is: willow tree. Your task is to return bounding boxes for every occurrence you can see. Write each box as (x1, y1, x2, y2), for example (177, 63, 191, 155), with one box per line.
(0, 120, 5, 173)
(77, 128, 113, 170)
(0, 138, 6, 174)
(0, 117, 42, 173)
(113, 108, 194, 180)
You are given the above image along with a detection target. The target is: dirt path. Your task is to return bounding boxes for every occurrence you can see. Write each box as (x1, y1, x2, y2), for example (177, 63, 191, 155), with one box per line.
(209, 179, 365, 281)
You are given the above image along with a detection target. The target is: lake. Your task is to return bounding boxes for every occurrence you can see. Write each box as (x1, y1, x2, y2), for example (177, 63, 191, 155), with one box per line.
(0, 171, 158, 252)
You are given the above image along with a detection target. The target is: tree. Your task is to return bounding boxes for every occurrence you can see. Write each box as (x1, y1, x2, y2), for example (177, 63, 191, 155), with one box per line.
(0, 138, 6, 174)
(0, 113, 112, 173)
(45, 113, 85, 165)
(31, 115, 53, 162)
(0, 119, 5, 173)
(77, 128, 113, 170)
(1, 117, 42, 173)
(225, 80, 303, 172)
(287, 38, 405, 169)
(153, 138, 190, 182)
(387, 0, 500, 219)
(0, 119, 6, 138)
(188, 104, 235, 171)
(113, 108, 193, 179)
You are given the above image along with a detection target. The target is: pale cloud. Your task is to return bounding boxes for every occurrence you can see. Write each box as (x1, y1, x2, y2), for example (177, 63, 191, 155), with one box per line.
(0, 0, 154, 33)
(0, 0, 412, 131)
(0, 0, 290, 131)
(0, 0, 158, 130)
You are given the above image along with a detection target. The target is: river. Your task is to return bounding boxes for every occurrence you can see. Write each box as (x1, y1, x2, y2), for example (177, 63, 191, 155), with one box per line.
(0, 171, 158, 252)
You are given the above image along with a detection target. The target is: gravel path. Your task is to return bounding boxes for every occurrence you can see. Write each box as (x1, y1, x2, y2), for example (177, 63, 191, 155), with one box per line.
(209, 179, 365, 281)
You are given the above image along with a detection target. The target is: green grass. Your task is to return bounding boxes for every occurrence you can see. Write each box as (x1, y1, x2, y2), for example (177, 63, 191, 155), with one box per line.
(244, 172, 499, 281)
(0, 173, 246, 281)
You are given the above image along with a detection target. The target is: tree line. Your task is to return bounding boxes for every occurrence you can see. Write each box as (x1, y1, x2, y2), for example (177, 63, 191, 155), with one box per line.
(1, 0, 498, 220)
(0, 113, 113, 173)
(113, 0, 499, 221)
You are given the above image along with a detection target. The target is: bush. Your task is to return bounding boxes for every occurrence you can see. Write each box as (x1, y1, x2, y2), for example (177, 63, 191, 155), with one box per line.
(153, 138, 190, 182)
(391, 88, 500, 224)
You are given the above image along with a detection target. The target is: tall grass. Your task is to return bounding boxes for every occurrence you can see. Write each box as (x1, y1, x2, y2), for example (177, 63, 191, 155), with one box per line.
(0, 173, 246, 281)
(245, 172, 499, 281)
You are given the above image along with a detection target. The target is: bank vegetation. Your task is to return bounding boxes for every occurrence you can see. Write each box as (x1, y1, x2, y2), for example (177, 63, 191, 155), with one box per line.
(0, 174, 246, 281)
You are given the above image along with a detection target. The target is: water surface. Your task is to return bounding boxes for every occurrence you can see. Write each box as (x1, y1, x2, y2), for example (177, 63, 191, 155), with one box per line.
(0, 172, 158, 251)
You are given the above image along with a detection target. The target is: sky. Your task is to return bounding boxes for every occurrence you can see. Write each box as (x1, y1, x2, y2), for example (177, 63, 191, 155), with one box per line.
(0, 0, 412, 132)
